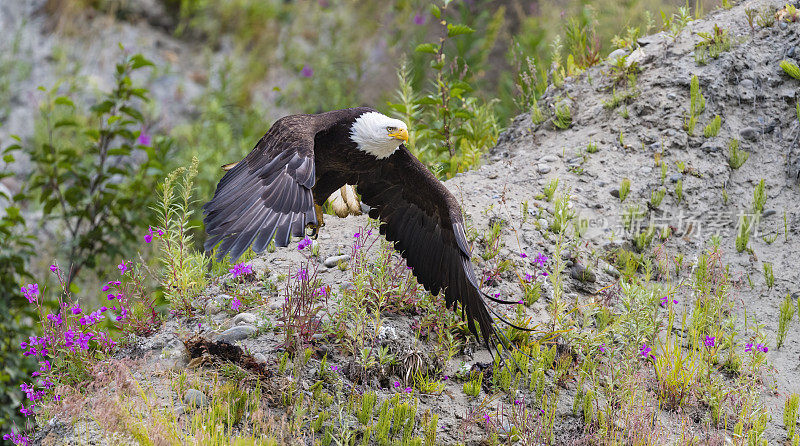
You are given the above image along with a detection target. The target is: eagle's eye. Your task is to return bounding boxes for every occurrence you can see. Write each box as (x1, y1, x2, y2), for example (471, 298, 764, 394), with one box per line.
(387, 126, 396, 133)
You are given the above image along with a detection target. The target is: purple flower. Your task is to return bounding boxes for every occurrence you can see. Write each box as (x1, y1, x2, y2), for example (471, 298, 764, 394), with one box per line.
(704, 335, 715, 348)
(483, 413, 491, 423)
(331, 365, 338, 372)
(354, 232, 360, 238)
(514, 399, 521, 405)
(231, 296, 242, 311)
(413, 13, 426, 25)
(21, 284, 39, 303)
(533, 253, 548, 268)
(294, 269, 308, 281)
(660, 295, 668, 307)
(404, 387, 412, 393)
(756, 343, 769, 353)
(229, 262, 253, 278)
(49, 264, 58, 273)
(639, 343, 653, 358)
(297, 236, 312, 250)
(137, 130, 151, 147)
(599, 343, 606, 353)
(71, 306, 82, 315)
(300, 65, 314, 78)
(745, 343, 753, 352)
(393, 381, 401, 388)
(524, 273, 533, 281)
(144, 226, 159, 243)
(118, 261, 128, 275)
(520, 252, 527, 258)
(46, 313, 63, 325)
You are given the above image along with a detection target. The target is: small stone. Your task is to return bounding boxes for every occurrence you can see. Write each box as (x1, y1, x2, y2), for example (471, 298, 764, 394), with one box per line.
(324, 254, 350, 268)
(538, 218, 548, 228)
(762, 209, 777, 217)
(607, 48, 629, 64)
(183, 389, 207, 408)
(175, 405, 186, 416)
(541, 154, 559, 163)
(232, 312, 258, 326)
(377, 325, 399, 342)
(561, 250, 572, 260)
(781, 21, 788, 30)
(604, 264, 620, 279)
(537, 164, 551, 174)
(161, 340, 190, 371)
(740, 127, 759, 141)
(610, 189, 620, 198)
(789, 46, 799, 59)
(640, 167, 652, 175)
(254, 353, 268, 363)
(670, 173, 683, 183)
(206, 299, 222, 315)
(216, 325, 257, 343)
(570, 264, 596, 283)
(666, 93, 677, 101)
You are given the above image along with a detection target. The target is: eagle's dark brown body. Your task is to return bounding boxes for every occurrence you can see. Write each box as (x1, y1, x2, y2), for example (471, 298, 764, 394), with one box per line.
(204, 107, 510, 349)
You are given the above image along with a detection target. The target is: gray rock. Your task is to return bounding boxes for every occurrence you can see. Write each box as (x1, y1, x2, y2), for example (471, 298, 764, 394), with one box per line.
(253, 353, 268, 364)
(538, 218, 548, 228)
(607, 48, 629, 64)
(666, 93, 677, 101)
(541, 154, 559, 163)
(640, 166, 652, 174)
(762, 209, 777, 217)
(183, 389, 207, 408)
(570, 264, 596, 283)
(216, 325, 257, 343)
(603, 263, 621, 279)
(740, 127, 759, 141)
(610, 189, 620, 198)
(232, 312, 258, 326)
(537, 164, 552, 174)
(206, 299, 222, 315)
(161, 339, 190, 371)
(789, 46, 798, 59)
(670, 173, 683, 183)
(324, 254, 350, 268)
(377, 325, 399, 342)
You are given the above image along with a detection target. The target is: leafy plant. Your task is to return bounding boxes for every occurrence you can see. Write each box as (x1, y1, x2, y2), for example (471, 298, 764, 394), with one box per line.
(26, 50, 166, 288)
(728, 139, 749, 169)
(703, 115, 722, 137)
(388, 1, 499, 179)
(684, 75, 706, 135)
(778, 294, 794, 349)
(155, 158, 208, 314)
(781, 59, 800, 80)
(619, 178, 631, 202)
(553, 101, 572, 130)
(694, 24, 732, 65)
(753, 179, 766, 214)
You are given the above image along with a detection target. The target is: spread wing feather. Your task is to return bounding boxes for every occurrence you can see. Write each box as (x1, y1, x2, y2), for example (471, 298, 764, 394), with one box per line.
(357, 146, 503, 349)
(203, 116, 318, 262)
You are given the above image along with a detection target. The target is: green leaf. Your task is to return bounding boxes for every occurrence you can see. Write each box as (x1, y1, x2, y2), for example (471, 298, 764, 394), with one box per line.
(430, 4, 441, 19)
(120, 105, 143, 122)
(91, 100, 115, 115)
(54, 96, 75, 108)
(415, 43, 439, 54)
(54, 118, 78, 128)
(3, 154, 14, 163)
(129, 54, 155, 70)
(447, 24, 474, 37)
(69, 282, 80, 294)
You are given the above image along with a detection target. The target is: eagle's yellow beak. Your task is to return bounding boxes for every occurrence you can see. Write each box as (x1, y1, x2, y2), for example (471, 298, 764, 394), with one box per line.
(388, 128, 409, 142)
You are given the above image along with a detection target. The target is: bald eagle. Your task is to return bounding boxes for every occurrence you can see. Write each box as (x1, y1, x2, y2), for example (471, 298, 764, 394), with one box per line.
(203, 107, 516, 349)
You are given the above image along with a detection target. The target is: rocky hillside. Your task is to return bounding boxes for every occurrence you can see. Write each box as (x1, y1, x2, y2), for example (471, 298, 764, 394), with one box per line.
(12, 0, 800, 444)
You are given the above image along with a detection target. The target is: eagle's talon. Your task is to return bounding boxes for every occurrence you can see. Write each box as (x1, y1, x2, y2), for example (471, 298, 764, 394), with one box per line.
(306, 224, 319, 239)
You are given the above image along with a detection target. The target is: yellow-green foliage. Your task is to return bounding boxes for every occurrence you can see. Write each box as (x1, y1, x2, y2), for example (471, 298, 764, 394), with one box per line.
(684, 75, 706, 135)
(786, 394, 800, 439)
(704, 115, 721, 137)
(781, 59, 800, 80)
(554, 102, 572, 129)
(619, 178, 631, 202)
(728, 139, 749, 169)
(655, 337, 706, 410)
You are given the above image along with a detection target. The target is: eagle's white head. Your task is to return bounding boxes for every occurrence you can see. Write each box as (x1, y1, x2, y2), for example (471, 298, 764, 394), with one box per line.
(350, 112, 409, 159)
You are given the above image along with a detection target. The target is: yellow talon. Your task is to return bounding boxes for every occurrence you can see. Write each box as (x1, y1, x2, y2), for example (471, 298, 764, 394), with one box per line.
(306, 204, 325, 239)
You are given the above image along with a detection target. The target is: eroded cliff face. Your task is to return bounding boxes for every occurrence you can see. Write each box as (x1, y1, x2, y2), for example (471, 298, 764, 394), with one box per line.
(8, 0, 800, 444)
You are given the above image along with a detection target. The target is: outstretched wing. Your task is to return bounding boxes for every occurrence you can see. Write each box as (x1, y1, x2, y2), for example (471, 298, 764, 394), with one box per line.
(356, 146, 501, 349)
(203, 115, 317, 262)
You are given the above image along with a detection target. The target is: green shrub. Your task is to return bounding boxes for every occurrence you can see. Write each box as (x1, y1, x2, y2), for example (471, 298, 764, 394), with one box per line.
(26, 51, 168, 288)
